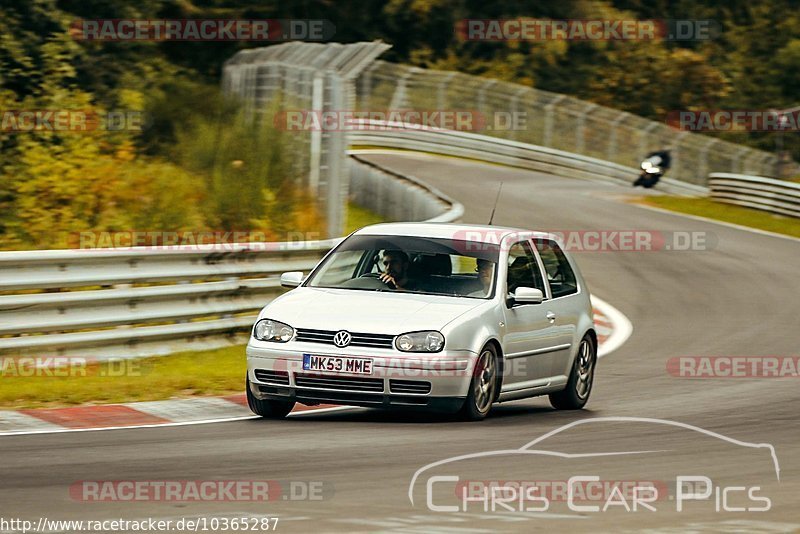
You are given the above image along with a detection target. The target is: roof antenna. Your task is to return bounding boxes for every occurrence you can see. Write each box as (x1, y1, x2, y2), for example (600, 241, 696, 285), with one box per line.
(488, 182, 504, 225)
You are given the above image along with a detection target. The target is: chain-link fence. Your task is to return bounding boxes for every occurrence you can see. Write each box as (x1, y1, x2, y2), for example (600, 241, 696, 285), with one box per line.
(224, 42, 788, 235)
(357, 60, 785, 185)
(222, 42, 389, 237)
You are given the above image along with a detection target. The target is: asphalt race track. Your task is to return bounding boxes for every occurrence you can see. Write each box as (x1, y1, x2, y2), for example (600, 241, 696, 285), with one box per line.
(1, 152, 799, 533)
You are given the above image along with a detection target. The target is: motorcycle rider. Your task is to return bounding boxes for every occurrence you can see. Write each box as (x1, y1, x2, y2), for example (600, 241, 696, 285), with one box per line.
(633, 148, 672, 188)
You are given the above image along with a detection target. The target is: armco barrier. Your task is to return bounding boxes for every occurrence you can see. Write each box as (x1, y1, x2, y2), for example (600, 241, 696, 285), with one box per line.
(709, 173, 800, 218)
(0, 157, 461, 360)
(349, 121, 709, 197)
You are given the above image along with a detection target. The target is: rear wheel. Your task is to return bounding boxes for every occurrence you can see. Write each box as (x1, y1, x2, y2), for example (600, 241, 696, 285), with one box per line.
(458, 344, 498, 421)
(246, 377, 295, 418)
(549, 335, 596, 410)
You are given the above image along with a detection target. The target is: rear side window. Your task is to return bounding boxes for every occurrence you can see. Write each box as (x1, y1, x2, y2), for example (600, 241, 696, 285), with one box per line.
(534, 239, 578, 297)
(506, 241, 546, 294)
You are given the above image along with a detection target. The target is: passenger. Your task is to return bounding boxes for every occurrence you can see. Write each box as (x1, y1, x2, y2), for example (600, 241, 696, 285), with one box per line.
(379, 250, 420, 290)
(470, 258, 495, 297)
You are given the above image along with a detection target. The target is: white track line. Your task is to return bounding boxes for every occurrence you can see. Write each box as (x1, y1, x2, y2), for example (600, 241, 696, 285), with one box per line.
(592, 296, 633, 358)
(0, 406, 358, 437)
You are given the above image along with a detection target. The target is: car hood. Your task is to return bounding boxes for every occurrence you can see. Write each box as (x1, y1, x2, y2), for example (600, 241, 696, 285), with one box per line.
(261, 287, 483, 333)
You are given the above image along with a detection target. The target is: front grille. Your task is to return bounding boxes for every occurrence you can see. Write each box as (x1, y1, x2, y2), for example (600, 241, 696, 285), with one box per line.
(389, 379, 432, 395)
(294, 373, 384, 393)
(294, 328, 395, 349)
(254, 369, 290, 385)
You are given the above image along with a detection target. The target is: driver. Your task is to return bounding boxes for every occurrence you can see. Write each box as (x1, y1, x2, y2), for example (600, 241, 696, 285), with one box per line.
(469, 258, 495, 297)
(379, 250, 419, 290)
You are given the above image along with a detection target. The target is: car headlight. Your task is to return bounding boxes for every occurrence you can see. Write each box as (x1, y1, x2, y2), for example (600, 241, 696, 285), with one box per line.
(253, 319, 294, 342)
(395, 331, 444, 352)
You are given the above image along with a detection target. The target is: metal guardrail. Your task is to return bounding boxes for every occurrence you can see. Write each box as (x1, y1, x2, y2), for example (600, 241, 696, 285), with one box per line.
(709, 173, 800, 218)
(349, 121, 709, 197)
(359, 59, 791, 183)
(350, 155, 464, 222)
(0, 158, 461, 360)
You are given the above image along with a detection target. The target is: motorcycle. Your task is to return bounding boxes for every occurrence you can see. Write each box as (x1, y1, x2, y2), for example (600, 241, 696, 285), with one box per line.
(633, 150, 671, 188)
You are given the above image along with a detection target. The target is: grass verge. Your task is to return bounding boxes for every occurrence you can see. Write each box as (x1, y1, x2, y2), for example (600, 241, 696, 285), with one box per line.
(637, 196, 800, 239)
(345, 201, 386, 234)
(0, 345, 246, 410)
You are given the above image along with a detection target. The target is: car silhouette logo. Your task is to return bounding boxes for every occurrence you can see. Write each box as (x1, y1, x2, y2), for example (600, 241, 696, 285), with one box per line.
(333, 330, 352, 347)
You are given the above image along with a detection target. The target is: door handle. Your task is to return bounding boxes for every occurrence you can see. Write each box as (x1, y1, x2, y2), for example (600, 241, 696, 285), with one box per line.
(546, 311, 556, 323)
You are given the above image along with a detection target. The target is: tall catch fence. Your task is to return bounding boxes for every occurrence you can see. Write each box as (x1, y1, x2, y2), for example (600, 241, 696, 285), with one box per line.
(357, 60, 784, 186)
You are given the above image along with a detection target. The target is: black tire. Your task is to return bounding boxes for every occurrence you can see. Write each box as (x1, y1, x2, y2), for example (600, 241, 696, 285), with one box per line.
(549, 334, 596, 410)
(246, 377, 295, 419)
(458, 344, 499, 421)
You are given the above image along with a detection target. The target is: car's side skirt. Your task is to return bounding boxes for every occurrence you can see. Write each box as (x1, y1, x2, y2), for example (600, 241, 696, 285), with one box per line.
(505, 343, 572, 360)
(497, 375, 569, 402)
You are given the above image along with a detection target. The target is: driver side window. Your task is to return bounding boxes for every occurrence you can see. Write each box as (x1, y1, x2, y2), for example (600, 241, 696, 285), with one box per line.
(506, 241, 546, 294)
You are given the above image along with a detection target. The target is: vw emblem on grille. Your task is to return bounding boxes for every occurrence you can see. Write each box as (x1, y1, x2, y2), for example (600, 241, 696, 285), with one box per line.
(333, 330, 352, 348)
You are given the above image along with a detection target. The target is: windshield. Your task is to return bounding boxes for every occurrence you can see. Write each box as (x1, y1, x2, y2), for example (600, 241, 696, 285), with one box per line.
(305, 234, 500, 299)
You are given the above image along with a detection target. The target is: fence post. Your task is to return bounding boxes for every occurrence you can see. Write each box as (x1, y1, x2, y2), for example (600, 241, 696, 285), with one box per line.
(308, 73, 324, 195)
(575, 103, 597, 154)
(732, 147, 748, 174)
(639, 123, 659, 161)
(698, 138, 717, 183)
(670, 131, 689, 183)
(326, 74, 348, 238)
(437, 72, 457, 110)
(543, 95, 565, 148)
(511, 87, 528, 141)
(358, 62, 379, 111)
(389, 68, 415, 110)
(478, 80, 497, 113)
(606, 111, 628, 164)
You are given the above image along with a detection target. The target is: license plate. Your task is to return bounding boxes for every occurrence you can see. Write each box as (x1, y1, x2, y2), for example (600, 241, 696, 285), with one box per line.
(302, 354, 373, 375)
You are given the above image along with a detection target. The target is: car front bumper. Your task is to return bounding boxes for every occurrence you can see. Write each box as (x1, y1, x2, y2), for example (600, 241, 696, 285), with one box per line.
(246, 343, 477, 412)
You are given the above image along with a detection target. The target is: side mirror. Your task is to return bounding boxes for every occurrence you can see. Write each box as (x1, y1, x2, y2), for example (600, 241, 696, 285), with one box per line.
(507, 287, 544, 307)
(280, 271, 304, 288)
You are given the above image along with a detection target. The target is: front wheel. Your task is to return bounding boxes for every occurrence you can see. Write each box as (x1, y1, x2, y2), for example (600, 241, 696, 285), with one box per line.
(458, 344, 499, 421)
(246, 377, 295, 418)
(549, 335, 596, 410)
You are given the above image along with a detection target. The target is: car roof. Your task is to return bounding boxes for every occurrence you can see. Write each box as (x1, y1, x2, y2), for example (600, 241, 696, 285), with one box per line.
(352, 222, 554, 244)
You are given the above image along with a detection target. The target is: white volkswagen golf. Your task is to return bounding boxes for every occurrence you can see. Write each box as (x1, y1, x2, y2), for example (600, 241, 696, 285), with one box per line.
(246, 223, 596, 421)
